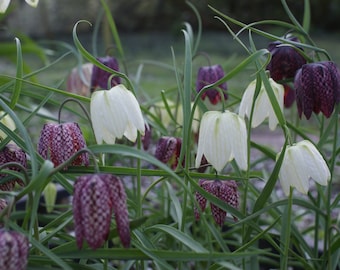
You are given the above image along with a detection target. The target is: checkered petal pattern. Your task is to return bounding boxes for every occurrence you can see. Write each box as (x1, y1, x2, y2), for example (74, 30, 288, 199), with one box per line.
(0, 144, 27, 191)
(195, 179, 239, 227)
(0, 230, 29, 270)
(38, 122, 89, 168)
(73, 174, 130, 250)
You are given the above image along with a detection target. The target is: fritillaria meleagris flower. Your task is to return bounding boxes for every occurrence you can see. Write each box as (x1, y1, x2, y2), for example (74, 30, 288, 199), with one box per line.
(195, 180, 239, 226)
(0, 230, 29, 270)
(0, 0, 38, 13)
(155, 136, 182, 170)
(294, 61, 340, 119)
(91, 56, 121, 91)
(196, 64, 228, 105)
(73, 174, 130, 249)
(0, 111, 16, 142)
(239, 78, 284, 131)
(267, 36, 306, 107)
(37, 122, 89, 168)
(277, 140, 330, 196)
(66, 63, 93, 96)
(0, 144, 27, 191)
(195, 110, 247, 172)
(90, 84, 145, 144)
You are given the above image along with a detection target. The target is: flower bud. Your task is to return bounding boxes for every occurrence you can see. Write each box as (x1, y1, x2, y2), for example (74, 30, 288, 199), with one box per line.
(155, 136, 182, 169)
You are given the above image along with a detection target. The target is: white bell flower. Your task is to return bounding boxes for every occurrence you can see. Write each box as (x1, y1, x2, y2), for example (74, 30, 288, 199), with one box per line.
(195, 110, 248, 172)
(239, 78, 284, 131)
(0, 0, 39, 13)
(90, 84, 145, 144)
(278, 140, 330, 196)
(0, 111, 15, 141)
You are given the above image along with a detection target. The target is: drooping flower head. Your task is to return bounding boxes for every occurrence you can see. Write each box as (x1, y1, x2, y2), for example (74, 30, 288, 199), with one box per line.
(155, 136, 182, 169)
(0, 230, 29, 270)
(278, 140, 330, 196)
(195, 180, 239, 226)
(0, 144, 27, 191)
(66, 63, 93, 96)
(90, 84, 145, 144)
(73, 174, 130, 249)
(266, 36, 306, 107)
(294, 61, 340, 119)
(0, 0, 38, 13)
(239, 78, 284, 131)
(196, 65, 228, 105)
(91, 56, 121, 91)
(38, 122, 89, 168)
(195, 110, 247, 172)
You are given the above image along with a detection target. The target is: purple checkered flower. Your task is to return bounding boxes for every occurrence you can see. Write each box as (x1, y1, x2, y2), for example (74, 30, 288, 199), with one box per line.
(294, 61, 340, 119)
(38, 122, 89, 168)
(91, 56, 121, 91)
(0, 230, 29, 270)
(0, 144, 27, 191)
(155, 136, 182, 169)
(195, 180, 239, 227)
(267, 36, 306, 107)
(196, 65, 228, 105)
(73, 174, 130, 250)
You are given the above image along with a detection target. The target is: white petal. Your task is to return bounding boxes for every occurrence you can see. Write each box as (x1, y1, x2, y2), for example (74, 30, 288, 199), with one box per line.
(0, 0, 10, 13)
(239, 80, 256, 118)
(25, 0, 39, 7)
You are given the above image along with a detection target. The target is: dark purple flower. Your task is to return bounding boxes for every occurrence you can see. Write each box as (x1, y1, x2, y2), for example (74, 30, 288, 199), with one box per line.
(294, 61, 340, 119)
(0, 230, 29, 270)
(0, 144, 27, 191)
(267, 37, 306, 107)
(38, 122, 89, 168)
(155, 136, 182, 169)
(196, 64, 228, 105)
(73, 174, 130, 250)
(91, 56, 121, 91)
(195, 180, 239, 227)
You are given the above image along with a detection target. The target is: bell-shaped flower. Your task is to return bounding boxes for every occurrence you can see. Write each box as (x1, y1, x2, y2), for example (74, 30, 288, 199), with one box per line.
(0, 144, 27, 191)
(91, 56, 121, 91)
(0, 0, 38, 13)
(38, 122, 89, 168)
(0, 230, 29, 270)
(195, 179, 239, 226)
(294, 61, 340, 119)
(195, 110, 247, 172)
(73, 173, 130, 249)
(66, 63, 93, 96)
(278, 140, 330, 196)
(196, 64, 228, 106)
(154, 136, 182, 169)
(90, 84, 145, 144)
(239, 78, 284, 131)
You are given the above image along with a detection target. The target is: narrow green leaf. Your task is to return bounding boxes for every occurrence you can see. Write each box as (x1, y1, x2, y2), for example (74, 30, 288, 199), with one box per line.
(11, 37, 23, 109)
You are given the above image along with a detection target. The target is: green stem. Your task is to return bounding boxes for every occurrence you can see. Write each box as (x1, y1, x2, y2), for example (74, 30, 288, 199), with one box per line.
(281, 186, 293, 269)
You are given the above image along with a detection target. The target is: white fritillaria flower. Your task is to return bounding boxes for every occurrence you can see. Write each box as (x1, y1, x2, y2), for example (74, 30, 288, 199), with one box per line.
(90, 84, 145, 144)
(278, 140, 330, 196)
(0, 0, 39, 13)
(0, 111, 15, 141)
(239, 78, 284, 131)
(195, 110, 248, 172)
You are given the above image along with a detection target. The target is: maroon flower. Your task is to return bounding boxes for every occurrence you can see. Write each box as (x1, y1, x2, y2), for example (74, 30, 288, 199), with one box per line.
(266, 36, 306, 107)
(155, 136, 182, 169)
(38, 122, 89, 168)
(196, 64, 228, 105)
(0, 230, 29, 270)
(0, 144, 27, 191)
(73, 174, 130, 250)
(91, 56, 121, 91)
(195, 180, 239, 227)
(294, 61, 340, 119)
